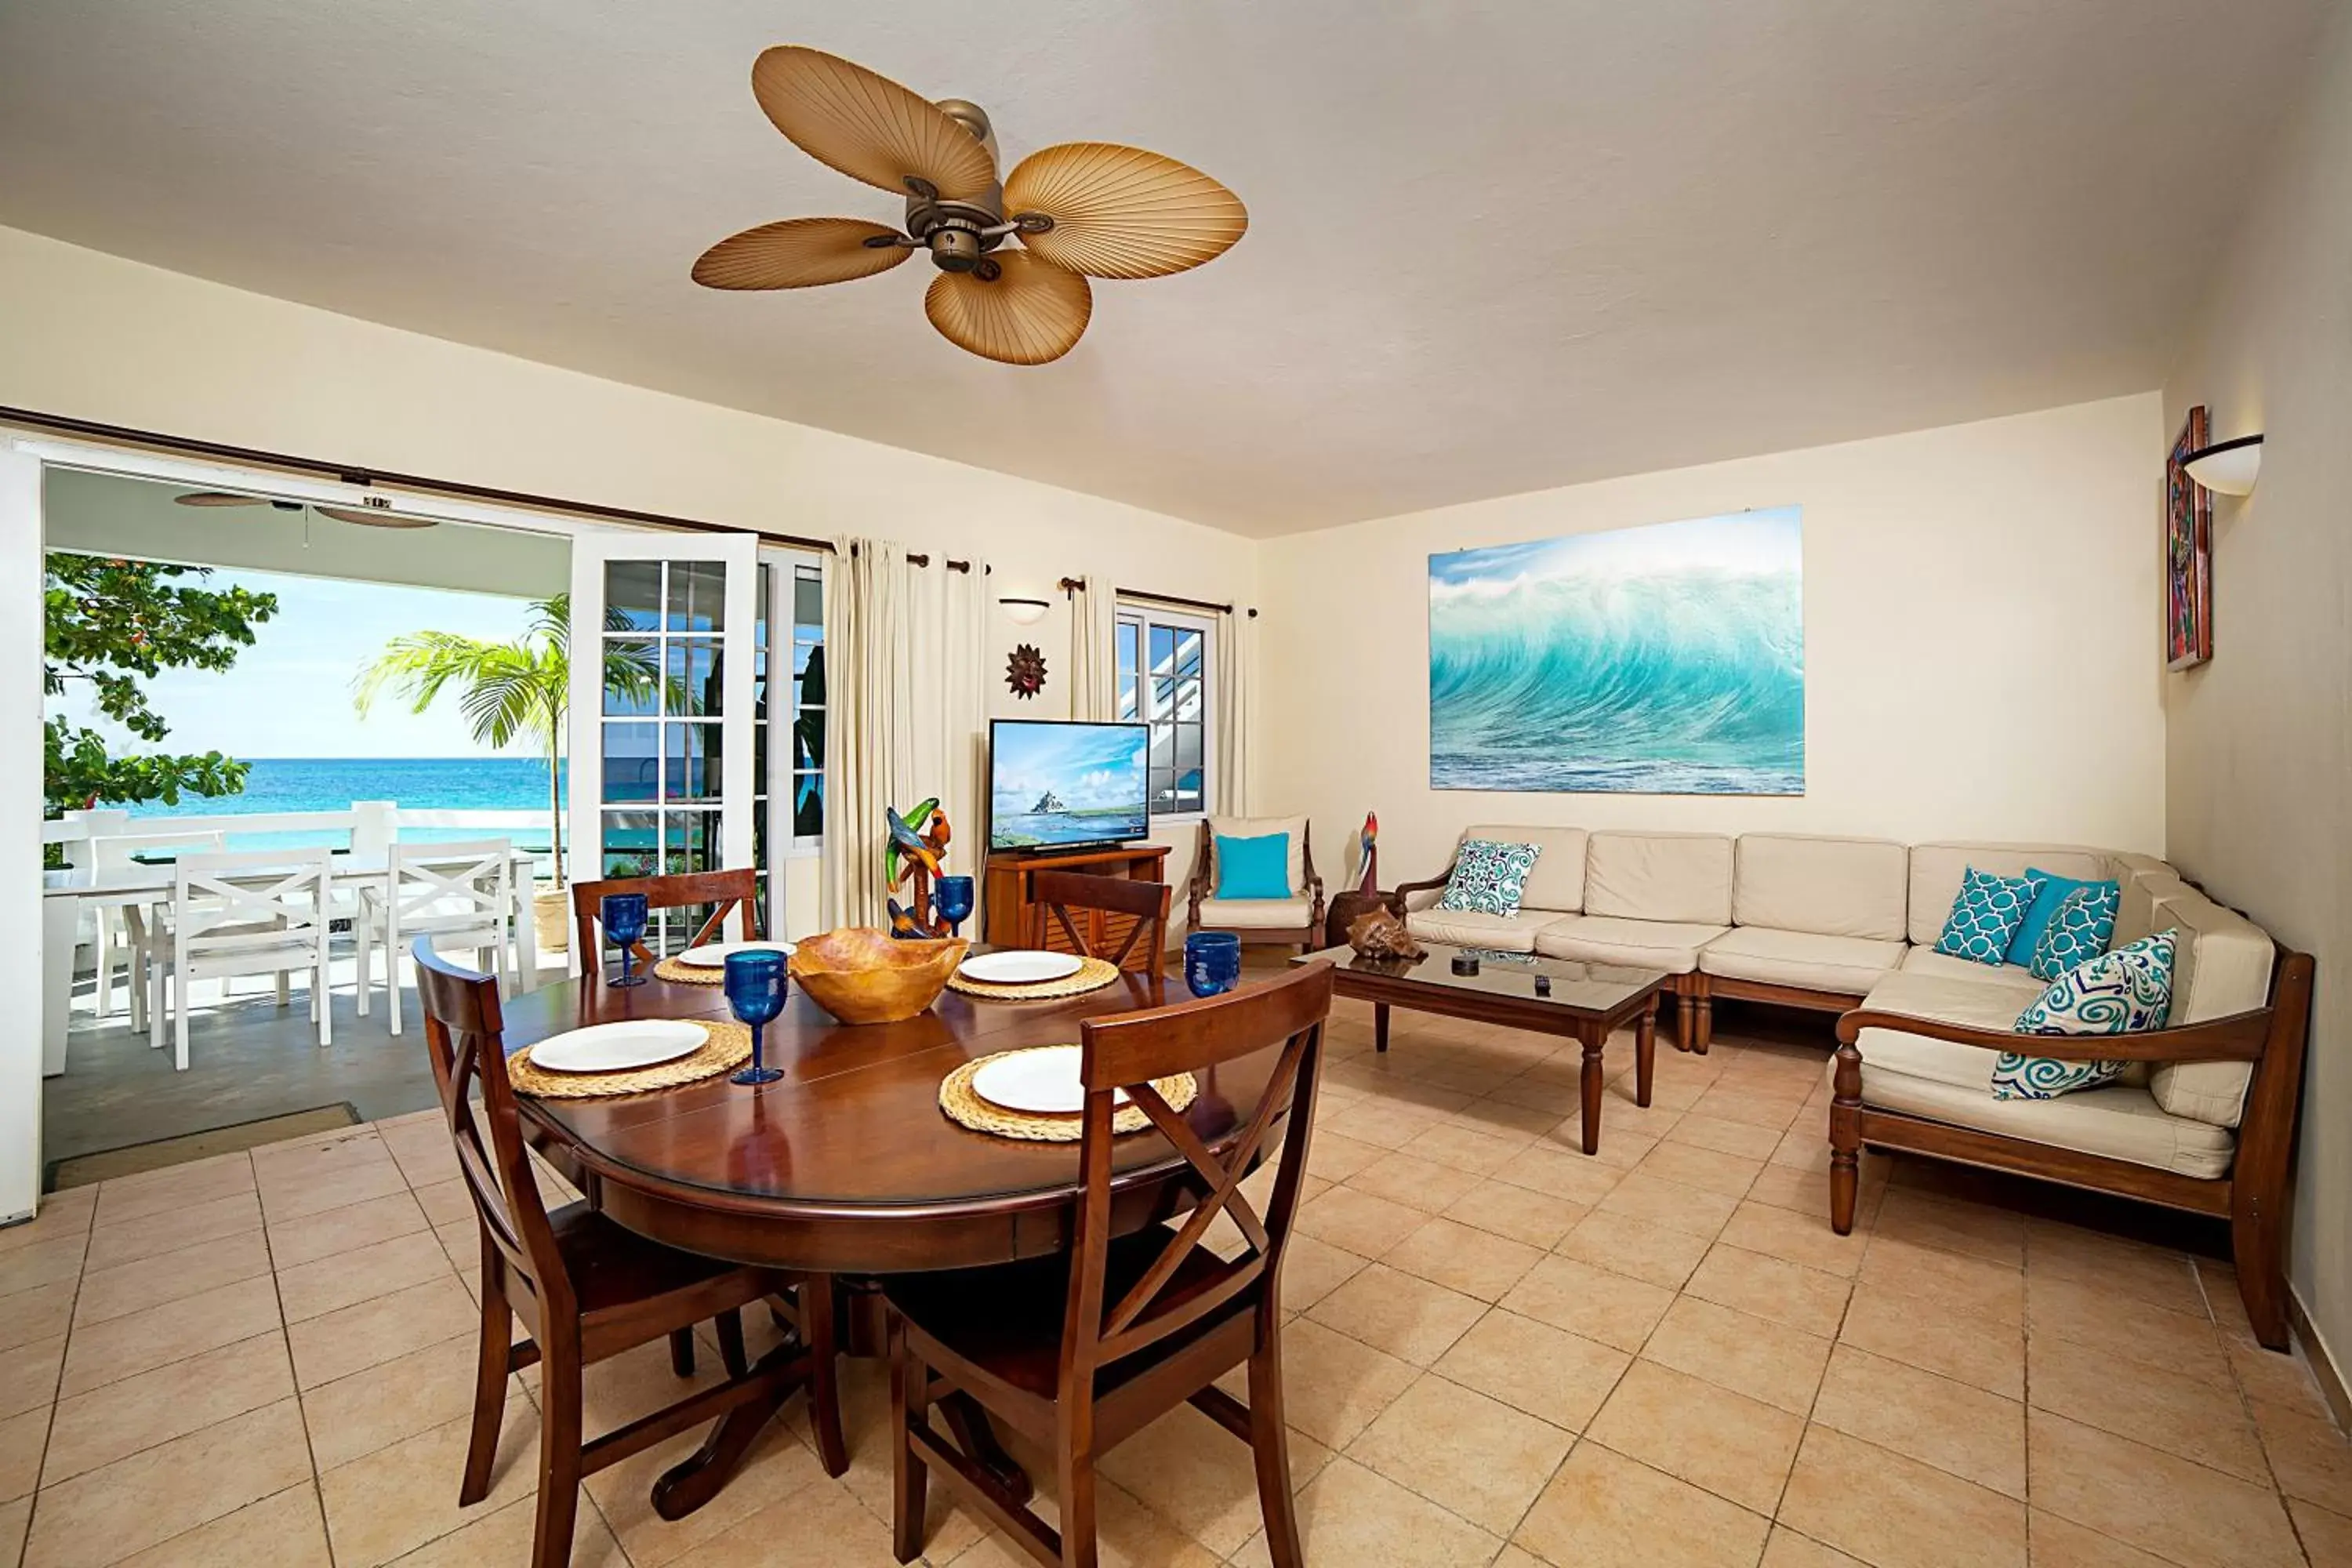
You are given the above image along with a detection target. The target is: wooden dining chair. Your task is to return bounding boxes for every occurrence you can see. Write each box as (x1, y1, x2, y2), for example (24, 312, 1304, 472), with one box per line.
(1027, 869, 1172, 973)
(883, 960, 1336, 1568)
(570, 867, 761, 978)
(411, 941, 844, 1568)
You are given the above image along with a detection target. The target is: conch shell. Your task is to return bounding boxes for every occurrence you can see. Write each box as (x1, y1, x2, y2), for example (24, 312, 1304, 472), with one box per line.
(1346, 907, 1425, 961)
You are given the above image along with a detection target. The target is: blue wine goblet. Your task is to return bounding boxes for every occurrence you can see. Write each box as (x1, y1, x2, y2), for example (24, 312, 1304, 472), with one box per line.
(1184, 931, 1243, 999)
(601, 892, 650, 989)
(933, 876, 975, 939)
(724, 948, 789, 1087)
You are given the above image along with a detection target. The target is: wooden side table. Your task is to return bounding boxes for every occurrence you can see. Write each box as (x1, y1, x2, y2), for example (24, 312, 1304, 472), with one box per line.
(1323, 887, 1403, 949)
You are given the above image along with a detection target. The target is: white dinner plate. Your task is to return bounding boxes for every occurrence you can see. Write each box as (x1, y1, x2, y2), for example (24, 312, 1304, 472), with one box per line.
(529, 1020, 709, 1075)
(971, 1045, 1127, 1115)
(675, 939, 797, 969)
(959, 949, 1085, 985)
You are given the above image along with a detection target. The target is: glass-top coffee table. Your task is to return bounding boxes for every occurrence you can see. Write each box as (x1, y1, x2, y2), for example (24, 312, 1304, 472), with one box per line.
(1293, 942, 1668, 1155)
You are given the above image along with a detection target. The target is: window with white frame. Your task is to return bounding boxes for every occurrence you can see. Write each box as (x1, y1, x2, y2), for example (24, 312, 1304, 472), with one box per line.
(1116, 605, 1211, 818)
(751, 555, 823, 930)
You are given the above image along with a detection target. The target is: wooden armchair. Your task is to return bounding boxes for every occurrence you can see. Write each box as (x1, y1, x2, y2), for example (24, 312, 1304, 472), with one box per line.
(569, 868, 760, 978)
(1185, 816, 1326, 953)
(1830, 944, 2314, 1350)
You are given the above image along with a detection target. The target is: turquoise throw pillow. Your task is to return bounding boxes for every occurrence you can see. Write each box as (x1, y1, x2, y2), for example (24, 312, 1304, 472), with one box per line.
(1437, 839, 1542, 918)
(1994, 930, 2176, 1099)
(1933, 868, 2046, 967)
(1214, 833, 1291, 901)
(2027, 882, 2121, 981)
(2005, 871, 2119, 966)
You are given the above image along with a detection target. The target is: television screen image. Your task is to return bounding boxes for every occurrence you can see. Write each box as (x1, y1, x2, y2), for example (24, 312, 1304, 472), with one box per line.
(989, 720, 1150, 852)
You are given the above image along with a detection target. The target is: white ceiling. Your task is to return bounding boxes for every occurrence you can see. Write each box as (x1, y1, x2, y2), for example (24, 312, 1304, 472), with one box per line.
(0, 1, 2328, 536)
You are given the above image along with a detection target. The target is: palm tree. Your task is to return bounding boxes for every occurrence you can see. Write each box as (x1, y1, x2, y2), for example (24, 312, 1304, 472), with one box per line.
(354, 594, 653, 886)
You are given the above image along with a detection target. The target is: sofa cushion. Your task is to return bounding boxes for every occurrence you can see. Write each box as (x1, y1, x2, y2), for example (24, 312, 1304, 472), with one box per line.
(1439, 839, 1543, 917)
(1731, 834, 1908, 941)
(2143, 880, 2274, 1128)
(1698, 927, 1904, 997)
(1898, 948, 2049, 999)
(1584, 831, 1733, 925)
(1906, 843, 2118, 947)
(1465, 824, 1588, 913)
(1933, 868, 2046, 966)
(1534, 915, 1728, 974)
(1832, 1056, 2234, 1180)
(1206, 815, 1308, 897)
(1406, 907, 1559, 953)
(1197, 896, 1312, 932)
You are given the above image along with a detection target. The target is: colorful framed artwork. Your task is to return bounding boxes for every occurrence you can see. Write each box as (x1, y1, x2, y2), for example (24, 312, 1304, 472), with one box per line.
(2166, 405, 2213, 670)
(1428, 507, 1804, 795)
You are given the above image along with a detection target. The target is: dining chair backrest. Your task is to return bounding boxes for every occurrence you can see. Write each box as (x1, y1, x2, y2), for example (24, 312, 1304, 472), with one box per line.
(410, 941, 575, 1317)
(93, 829, 227, 874)
(172, 848, 332, 953)
(386, 839, 513, 935)
(1029, 870, 1171, 970)
(1065, 961, 1334, 1395)
(569, 868, 760, 978)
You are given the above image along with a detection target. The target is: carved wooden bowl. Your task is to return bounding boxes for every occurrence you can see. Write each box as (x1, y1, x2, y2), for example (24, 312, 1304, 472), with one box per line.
(789, 928, 969, 1025)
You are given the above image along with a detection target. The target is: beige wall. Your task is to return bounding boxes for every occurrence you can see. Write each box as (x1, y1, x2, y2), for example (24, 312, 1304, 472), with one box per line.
(1259, 394, 2169, 888)
(2161, 10, 2352, 1377)
(0, 225, 1254, 935)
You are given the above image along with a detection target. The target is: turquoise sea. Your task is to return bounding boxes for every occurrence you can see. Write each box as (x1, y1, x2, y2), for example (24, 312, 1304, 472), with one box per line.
(124, 758, 562, 855)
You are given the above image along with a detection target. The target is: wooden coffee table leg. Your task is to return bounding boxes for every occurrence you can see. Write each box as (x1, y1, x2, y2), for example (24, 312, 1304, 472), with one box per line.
(1577, 1023, 1604, 1156)
(1635, 998, 1656, 1109)
(1374, 1003, 1390, 1054)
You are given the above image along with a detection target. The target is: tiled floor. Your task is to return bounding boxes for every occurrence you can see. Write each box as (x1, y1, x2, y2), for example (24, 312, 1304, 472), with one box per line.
(4, 996, 2348, 1566)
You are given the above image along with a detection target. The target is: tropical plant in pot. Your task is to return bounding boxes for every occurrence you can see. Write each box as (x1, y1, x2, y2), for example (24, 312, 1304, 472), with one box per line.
(356, 595, 659, 956)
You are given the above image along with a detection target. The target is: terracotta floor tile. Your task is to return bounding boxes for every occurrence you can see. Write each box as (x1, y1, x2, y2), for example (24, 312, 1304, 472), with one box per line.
(387, 1490, 626, 1566)
(2027, 1410, 2302, 1568)
(1440, 1179, 1585, 1249)
(1746, 1165, 1837, 1219)
(22, 1397, 311, 1568)
(287, 1272, 476, 1390)
(2252, 1398, 2352, 1515)
(1594, 1169, 1740, 1240)
(0, 1192, 93, 1261)
(587, 1420, 828, 1568)
(58, 1273, 280, 1399)
(1687, 1085, 1809, 1132)
(0, 1410, 43, 1505)
(257, 1158, 408, 1228)
(0, 1496, 24, 1568)
(71, 1229, 273, 1330)
(379, 1126, 463, 1191)
(1383, 1216, 1544, 1301)
(1307, 1265, 1486, 1367)
(111, 1482, 330, 1568)
(1838, 1282, 2024, 1399)
(0, 1285, 73, 1358)
(1278, 1233, 1370, 1313)
(1872, 1190, 2027, 1268)
(2025, 1275, 2233, 1386)
(1398, 1121, 1532, 1176)
(1667, 1112, 1786, 1161)
(1512, 1442, 1769, 1567)
(1588, 1359, 1803, 1515)
(2025, 1509, 2179, 1566)
(1762, 1526, 1871, 1566)
(90, 1153, 255, 1229)
(1345, 1152, 1486, 1214)
(1554, 1209, 1712, 1290)
(1294, 1188, 1426, 1258)
(2227, 1338, 2332, 1421)
(1719, 1201, 1866, 1278)
(1098, 1401, 1331, 1559)
(1686, 1244, 1851, 1338)
(317, 1396, 542, 1567)
(1860, 1233, 2024, 1324)
(0, 1341, 60, 1426)
(1499, 1255, 1675, 1353)
(1636, 1141, 1766, 1200)
(409, 1178, 475, 1229)
(1348, 1372, 1572, 1534)
(82, 1189, 261, 1272)
(1811, 1344, 2024, 1497)
(0, 1238, 87, 1302)
(1432, 1310, 1629, 1432)
(1641, 1295, 1831, 1415)
(1229, 1454, 1499, 1568)
(1449, 1098, 1573, 1141)
(297, 1330, 495, 1472)
(1490, 1145, 1628, 1207)
(2027, 1333, 2268, 1482)
(2026, 1223, 2209, 1317)
(1779, 1423, 2025, 1568)
(263, 1189, 430, 1271)
(1320, 1098, 1454, 1152)
(1253, 1319, 1417, 1450)
(2286, 1498, 2352, 1566)
(275, 1229, 453, 1323)
(42, 1332, 292, 1486)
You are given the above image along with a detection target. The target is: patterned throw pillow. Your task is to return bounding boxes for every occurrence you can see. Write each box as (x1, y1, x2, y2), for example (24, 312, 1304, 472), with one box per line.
(1993, 930, 2177, 1099)
(2027, 882, 2121, 981)
(1933, 868, 2046, 966)
(2005, 871, 2114, 965)
(1437, 839, 1542, 918)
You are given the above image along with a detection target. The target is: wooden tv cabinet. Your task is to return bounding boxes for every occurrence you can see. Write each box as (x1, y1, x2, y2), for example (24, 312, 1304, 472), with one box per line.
(983, 844, 1173, 971)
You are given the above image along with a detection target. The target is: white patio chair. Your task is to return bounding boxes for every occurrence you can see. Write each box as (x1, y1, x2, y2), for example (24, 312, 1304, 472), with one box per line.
(149, 848, 335, 1070)
(88, 829, 225, 1027)
(355, 839, 513, 1036)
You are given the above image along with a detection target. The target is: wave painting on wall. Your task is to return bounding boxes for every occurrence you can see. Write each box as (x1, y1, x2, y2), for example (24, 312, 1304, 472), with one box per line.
(1429, 507, 1804, 795)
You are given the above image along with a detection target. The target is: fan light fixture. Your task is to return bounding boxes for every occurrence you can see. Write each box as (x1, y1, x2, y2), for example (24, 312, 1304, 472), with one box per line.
(174, 491, 437, 529)
(2181, 434, 2263, 496)
(998, 596, 1051, 625)
(691, 45, 1247, 365)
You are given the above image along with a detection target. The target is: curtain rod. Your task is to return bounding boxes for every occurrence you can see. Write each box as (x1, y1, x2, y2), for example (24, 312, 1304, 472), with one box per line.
(1059, 578, 1256, 619)
(0, 403, 840, 554)
(851, 543, 975, 572)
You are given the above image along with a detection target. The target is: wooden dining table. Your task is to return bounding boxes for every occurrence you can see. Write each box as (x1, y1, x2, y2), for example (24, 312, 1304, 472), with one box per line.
(501, 953, 1287, 1520)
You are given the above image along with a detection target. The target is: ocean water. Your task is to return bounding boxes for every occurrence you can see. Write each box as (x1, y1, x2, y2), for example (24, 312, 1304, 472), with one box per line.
(1429, 519, 1804, 796)
(125, 757, 561, 838)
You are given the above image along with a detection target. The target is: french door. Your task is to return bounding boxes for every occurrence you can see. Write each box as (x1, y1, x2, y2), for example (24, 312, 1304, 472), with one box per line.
(567, 531, 758, 951)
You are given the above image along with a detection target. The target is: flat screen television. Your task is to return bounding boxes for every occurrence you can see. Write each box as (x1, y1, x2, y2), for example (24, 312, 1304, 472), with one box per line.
(988, 719, 1151, 853)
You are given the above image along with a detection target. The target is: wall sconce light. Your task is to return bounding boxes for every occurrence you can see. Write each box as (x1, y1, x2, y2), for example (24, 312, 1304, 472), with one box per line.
(2183, 434, 2263, 496)
(998, 596, 1051, 626)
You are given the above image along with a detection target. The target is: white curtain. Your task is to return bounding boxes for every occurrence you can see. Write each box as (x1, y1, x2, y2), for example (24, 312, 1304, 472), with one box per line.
(820, 537, 991, 931)
(1065, 575, 1120, 722)
(1214, 608, 1255, 817)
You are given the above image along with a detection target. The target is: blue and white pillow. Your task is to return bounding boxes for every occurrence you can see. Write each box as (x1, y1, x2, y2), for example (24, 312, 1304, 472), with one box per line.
(2027, 882, 2121, 982)
(1438, 839, 1542, 918)
(1934, 868, 2046, 966)
(2004, 871, 2117, 966)
(1993, 930, 2177, 1100)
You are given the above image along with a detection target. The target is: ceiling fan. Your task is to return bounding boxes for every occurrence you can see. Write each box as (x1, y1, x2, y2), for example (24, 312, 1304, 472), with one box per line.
(175, 491, 437, 529)
(691, 45, 1248, 365)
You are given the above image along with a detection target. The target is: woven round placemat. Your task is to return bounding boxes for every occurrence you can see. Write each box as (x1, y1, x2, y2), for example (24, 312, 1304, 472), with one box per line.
(946, 955, 1123, 1002)
(939, 1047, 1196, 1142)
(651, 956, 725, 985)
(512, 1020, 753, 1099)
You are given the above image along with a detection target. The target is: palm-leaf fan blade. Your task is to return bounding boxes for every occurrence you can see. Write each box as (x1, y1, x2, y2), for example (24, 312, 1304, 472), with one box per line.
(1004, 143, 1247, 280)
(751, 46, 996, 201)
(315, 506, 435, 529)
(692, 217, 911, 290)
(924, 251, 1091, 365)
(174, 491, 265, 506)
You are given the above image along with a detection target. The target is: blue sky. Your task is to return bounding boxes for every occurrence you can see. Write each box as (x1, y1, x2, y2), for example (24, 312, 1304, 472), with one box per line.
(990, 722, 1149, 813)
(47, 564, 539, 759)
